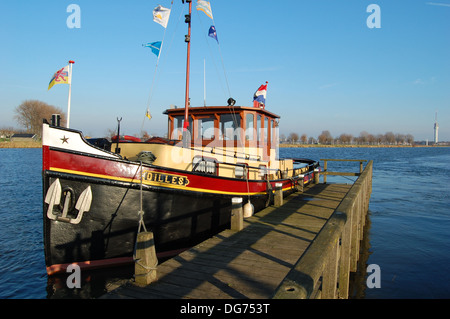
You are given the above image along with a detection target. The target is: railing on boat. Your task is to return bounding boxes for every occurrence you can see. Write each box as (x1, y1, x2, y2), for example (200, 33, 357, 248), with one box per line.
(194, 157, 318, 180)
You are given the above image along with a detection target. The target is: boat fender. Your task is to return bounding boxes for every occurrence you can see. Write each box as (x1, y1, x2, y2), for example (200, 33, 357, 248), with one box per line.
(243, 201, 254, 218)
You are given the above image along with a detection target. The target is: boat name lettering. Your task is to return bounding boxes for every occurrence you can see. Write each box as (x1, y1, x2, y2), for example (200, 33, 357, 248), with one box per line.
(143, 171, 190, 186)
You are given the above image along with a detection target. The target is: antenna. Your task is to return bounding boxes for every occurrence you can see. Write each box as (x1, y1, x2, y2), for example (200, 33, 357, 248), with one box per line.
(434, 110, 439, 144)
(204, 59, 206, 107)
(183, 0, 192, 148)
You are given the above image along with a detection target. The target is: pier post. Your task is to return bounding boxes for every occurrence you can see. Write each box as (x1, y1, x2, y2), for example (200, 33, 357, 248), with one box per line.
(297, 175, 304, 192)
(274, 183, 283, 207)
(314, 168, 320, 184)
(134, 231, 158, 286)
(230, 197, 244, 231)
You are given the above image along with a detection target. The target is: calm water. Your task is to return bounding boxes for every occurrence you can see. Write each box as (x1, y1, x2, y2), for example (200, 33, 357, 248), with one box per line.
(0, 147, 449, 299)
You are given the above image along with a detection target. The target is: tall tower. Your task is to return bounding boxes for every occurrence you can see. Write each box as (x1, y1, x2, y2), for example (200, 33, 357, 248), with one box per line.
(434, 111, 439, 144)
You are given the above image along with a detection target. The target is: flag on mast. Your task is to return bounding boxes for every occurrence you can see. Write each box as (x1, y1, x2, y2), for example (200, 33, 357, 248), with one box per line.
(48, 65, 70, 90)
(48, 61, 74, 128)
(153, 5, 171, 28)
(196, 0, 214, 20)
(208, 25, 218, 43)
(253, 82, 268, 108)
(145, 108, 152, 120)
(143, 41, 162, 57)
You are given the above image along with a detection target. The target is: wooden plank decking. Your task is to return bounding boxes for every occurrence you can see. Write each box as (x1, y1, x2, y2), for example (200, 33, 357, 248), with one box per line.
(102, 182, 352, 299)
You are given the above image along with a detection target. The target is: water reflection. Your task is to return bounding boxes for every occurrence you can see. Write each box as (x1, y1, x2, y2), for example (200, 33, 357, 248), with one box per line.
(46, 265, 134, 299)
(348, 212, 372, 299)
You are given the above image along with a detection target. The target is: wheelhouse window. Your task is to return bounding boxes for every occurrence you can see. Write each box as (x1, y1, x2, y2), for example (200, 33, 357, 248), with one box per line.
(170, 116, 192, 140)
(272, 119, 279, 144)
(220, 114, 240, 141)
(264, 117, 269, 142)
(245, 113, 254, 141)
(257, 115, 262, 142)
(196, 116, 215, 140)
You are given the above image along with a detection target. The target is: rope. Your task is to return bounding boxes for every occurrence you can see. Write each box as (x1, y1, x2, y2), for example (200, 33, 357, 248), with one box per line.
(128, 162, 159, 273)
(137, 161, 147, 233)
(245, 166, 251, 202)
(135, 259, 158, 272)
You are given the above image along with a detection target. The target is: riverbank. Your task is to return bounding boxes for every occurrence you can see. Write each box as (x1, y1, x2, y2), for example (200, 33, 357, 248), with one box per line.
(0, 141, 447, 149)
(279, 143, 448, 148)
(0, 141, 42, 148)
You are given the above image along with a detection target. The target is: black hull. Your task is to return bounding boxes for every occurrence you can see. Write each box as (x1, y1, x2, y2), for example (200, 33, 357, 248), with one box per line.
(43, 173, 272, 270)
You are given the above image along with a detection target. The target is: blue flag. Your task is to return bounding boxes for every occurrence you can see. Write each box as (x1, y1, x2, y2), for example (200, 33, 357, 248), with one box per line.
(208, 25, 218, 43)
(143, 41, 162, 57)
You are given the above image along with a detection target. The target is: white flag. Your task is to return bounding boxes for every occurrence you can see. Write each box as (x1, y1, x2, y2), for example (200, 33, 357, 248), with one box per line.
(153, 5, 171, 28)
(196, 0, 214, 20)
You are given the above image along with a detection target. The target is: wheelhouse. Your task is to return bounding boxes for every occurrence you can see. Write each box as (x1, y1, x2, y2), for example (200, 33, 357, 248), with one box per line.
(165, 106, 280, 161)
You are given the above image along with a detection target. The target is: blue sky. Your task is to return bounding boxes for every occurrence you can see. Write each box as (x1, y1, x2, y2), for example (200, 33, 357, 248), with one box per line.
(0, 0, 449, 141)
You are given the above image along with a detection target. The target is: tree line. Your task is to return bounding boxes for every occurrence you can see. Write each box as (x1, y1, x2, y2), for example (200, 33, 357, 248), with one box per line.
(282, 130, 415, 145)
(2, 100, 67, 139)
(6, 99, 416, 146)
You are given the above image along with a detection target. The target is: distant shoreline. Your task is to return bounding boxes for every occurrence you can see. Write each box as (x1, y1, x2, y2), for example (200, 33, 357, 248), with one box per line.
(0, 141, 42, 149)
(279, 143, 449, 148)
(1, 140, 448, 149)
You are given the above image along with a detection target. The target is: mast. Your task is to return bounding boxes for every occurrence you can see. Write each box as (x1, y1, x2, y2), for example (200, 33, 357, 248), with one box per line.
(67, 60, 75, 128)
(183, 0, 192, 147)
(204, 58, 206, 107)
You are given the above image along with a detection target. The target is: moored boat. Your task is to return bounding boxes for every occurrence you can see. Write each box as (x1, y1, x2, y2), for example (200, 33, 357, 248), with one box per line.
(42, 1, 319, 275)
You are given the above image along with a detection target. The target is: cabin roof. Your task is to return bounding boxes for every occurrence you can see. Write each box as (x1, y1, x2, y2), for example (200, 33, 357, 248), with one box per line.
(164, 106, 280, 119)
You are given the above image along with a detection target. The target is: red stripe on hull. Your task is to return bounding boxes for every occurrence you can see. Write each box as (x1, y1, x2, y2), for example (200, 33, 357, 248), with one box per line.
(45, 147, 282, 195)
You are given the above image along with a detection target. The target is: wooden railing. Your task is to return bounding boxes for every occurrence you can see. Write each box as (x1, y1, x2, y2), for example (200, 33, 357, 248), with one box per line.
(272, 160, 373, 299)
(321, 158, 368, 183)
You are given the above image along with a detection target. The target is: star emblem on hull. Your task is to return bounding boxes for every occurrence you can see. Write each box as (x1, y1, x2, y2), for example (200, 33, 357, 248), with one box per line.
(60, 136, 69, 144)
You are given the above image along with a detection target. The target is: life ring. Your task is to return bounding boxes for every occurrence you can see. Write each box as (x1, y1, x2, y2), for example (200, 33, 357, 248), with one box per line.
(111, 135, 142, 142)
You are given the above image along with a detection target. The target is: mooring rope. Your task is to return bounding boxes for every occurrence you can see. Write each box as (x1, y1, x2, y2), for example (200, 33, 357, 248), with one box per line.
(137, 161, 147, 234)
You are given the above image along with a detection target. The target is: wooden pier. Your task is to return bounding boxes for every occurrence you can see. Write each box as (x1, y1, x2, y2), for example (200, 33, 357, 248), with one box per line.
(102, 160, 373, 299)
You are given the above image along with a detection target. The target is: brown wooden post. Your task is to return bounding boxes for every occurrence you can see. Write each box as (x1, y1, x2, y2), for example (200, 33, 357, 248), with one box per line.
(323, 160, 328, 184)
(339, 214, 352, 299)
(322, 238, 340, 298)
(274, 183, 283, 207)
(314, 168, 320, 184)
(135, 231, 158, 286)
(230, 197, 243, 231)
(297, 174, 304, 192)
(350, 200, 359, 272)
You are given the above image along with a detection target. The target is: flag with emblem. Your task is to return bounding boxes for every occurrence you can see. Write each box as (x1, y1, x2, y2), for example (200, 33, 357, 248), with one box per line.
(208, 25, 218, 43)
(48, 65, 70, 90)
